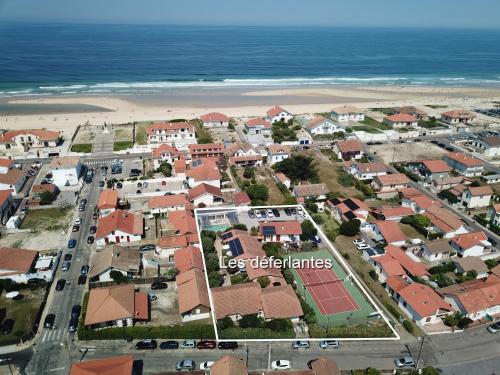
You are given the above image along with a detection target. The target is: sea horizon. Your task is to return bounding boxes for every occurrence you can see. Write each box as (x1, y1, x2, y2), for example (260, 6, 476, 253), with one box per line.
(1, 22, 500, 98)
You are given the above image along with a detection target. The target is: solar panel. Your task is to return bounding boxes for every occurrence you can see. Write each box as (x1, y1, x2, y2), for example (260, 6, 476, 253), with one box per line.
(330, 197, 341, 205)
(262, 226, 276, 236)
(192, 159, 202, 168)
(221, 231, 233, 241)
(344, 199, 360, 211)
(228, 238, 244, 257)
(345, 211, 357, 220)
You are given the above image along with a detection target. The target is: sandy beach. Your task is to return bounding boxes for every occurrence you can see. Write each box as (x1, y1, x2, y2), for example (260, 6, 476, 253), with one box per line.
(1, 85, 500, 135)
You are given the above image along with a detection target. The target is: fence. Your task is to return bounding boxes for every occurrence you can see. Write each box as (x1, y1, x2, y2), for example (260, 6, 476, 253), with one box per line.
(89, 276, 167, 289)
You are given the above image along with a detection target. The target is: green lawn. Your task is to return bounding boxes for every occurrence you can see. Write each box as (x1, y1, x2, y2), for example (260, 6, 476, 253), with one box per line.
(351, 126, 383, 134)
(370, 107, 393, 115)
(113, 141, 133, 151)
(71, 143, 92, 153)
(135, 123, 150, 145)
(0, 289, 45, 345)
(359, 116, 392, 130)
(21, 206, 72, 231)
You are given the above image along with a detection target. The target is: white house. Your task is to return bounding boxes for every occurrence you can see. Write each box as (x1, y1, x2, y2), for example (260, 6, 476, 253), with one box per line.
(423, 206, 469, 239)
(327, 197, 370, 223)
(0, 129, 61, 151)
(0, 189, 13, 225)
(48, 156, 82, 187)
(460, 186, 492, 209)
(0, 159, 13, 174)
(96, 210, 143, 247)
(0, 169, 27, 195)
(88, 245, 141, 282)
(259, 221, 302, 244)
(199, 112, 230, 128)
(148, 194, 191, 214)
(267, 144, 290, 165)
(188, 183, 224, 207)
(346, 161, 389, 181)
(470, 136, 500, 158)
(306, 116, 344, 135)
(383, 114, 418, 129)
(266, 106, 293, 124)
(147, 122, 197, 151)
(451, 231, 491, 257)
(443, 152, 484, 177)
(453, 256, 489, 279)
(331, 105, 364, 122)
(97, 189, 118, 217)
(0, 247, 38, 284)
(418, 239, 453, 262)
(185, 158, 221, 188)
(490, 204, 500, 226)
(274, 172, 291, 189)
(245, 119, 272, 136)
(151, 144, 182, 170)
(441, 110, 476, 125)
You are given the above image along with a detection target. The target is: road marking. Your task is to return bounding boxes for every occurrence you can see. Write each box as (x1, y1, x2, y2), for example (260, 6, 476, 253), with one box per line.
(46, 367, 66, 372)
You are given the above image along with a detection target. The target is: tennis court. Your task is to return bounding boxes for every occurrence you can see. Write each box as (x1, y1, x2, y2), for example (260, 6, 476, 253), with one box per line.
(296, 265, 359, 315)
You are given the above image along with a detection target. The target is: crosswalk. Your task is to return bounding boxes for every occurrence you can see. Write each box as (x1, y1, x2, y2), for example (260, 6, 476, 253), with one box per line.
(39, 328, 65, 343)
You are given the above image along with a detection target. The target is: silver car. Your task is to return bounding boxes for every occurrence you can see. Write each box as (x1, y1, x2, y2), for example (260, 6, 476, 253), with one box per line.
(176, 360, 195, 371)
(394, 356, 416, 368)
(319, 340, 339, 349)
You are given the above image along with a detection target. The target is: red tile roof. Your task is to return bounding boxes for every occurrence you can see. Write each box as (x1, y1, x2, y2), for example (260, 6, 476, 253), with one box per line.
(0, 247, 37, 276)
(176, 268, 210, 315)
(259, 221, 302, 236)
(0, 129, 60, 143)
(0, 158, 13, 168)
(374, 255, 406, 277)
(212, 283, 263, 319)
(96, 210, 143, 239)
(173, 159, 187, 174)
(385, 114, 417, 123)
(378, 206, 414, 219)
(0, 189, 12, 206)
(152, 144, 181, 158)
(97, 189, 118, 210)
(374, 221, 406, 244)
(423, 206, 464, 234)
(234, 191, 251, 206)
(399, 282, 452, 318)
(336, 139, 363, 153)
(266, 105, 289, 118)
(451, 231, 488, 250)
(188, 183, 223, 201)
(376, 173, 410, 186)
(445, 152, 483, 167)
(385, 275, 409, 293)
(211, 355, 248, 375)
(148, 194, 190, 209)
(159, 235, 189, 249)
(168, 210, 197, 235)
(385, 245, 429, 277)
(246, 118, 272, 128)
(260, 284, 303, 319)
(185, 159, 221, 181)
(174, 246, 204, 273)
(0, 168, 26, 186)
(422, 160, 452, 173)
(442, 110, 476, 119)
(200, 112, 229, 122)
(147, 122, 194, 135)
(466, 185, 493, 196)
(69, 355, 134, 375)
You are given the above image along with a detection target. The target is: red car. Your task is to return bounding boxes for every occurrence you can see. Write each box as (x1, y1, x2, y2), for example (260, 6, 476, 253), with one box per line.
(196, 340, 216, 350)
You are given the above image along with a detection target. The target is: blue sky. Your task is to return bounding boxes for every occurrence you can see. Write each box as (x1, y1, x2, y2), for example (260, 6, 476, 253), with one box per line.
(1, 0, 499, 28)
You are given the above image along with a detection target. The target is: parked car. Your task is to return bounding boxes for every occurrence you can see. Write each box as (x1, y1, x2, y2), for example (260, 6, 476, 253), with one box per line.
(135, 339, 157, 350)
(0, 319, 14, 334)
(284, 208, 292, 216)
(356, 243, 370, 250)
(319, 340, 339, 349)
(72, 225, 80, 233)
(487, 321, 500, 333)
(218, 341, 238, 350)
(199, 361, 214, 371)
(254, 210, 262, 219)
(196, 340, 216, 349)
(352, 239, 365, 246)
(67, 239, 76, 249)
(148, 292, 157, 301)
(68, 317, 78, 333)
(78, 275, 87, 285)
(89, 226, 97, 234)
(292, 340, 310, 349)
(248, 210, 256, 219)
(266, 209, 274, 218)
(272, 208, 280, 217)
(64, 254, 72, 261)
(271, 360, 291, 370)
(151, 282, 168, 290)
(394, 356, 416, 368)
(27, 278, 46, 287)
(311, 235, 321, 244)
(140, 244, 156, 252)
(71, 305, 81, 319)
(175, 360, 195, 371)
(87, 236, 94, 244)
(98, 181, 105, 188)
(55, 279, 66, 291)
(44, 314, 56, 329)
(81, 265, 89, 275)
(160, 340, 179, 350)
(61, 261, 71, 272)
(180, 340, 196, 349)
(260, 210, 267, 218)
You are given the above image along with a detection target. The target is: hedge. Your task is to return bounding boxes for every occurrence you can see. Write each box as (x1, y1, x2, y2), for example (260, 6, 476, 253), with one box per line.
(78, 324, 215, 340)
(218, 327, 295, 339)
(309, 323, 393, 338)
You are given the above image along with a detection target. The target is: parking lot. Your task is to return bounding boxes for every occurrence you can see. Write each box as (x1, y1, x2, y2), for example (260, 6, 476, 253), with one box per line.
(137, 282, 182, 326)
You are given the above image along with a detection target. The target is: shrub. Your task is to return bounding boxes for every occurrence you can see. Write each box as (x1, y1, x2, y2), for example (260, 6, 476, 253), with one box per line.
(243, 167, 254, 179)
(218, 317, 234, 330)
(238, 314, 263, 328)
(232, 223, 248, 231)
(245, 184, 269, 202)
(78, 324, 215, 340)
(368, 269, 378, 281)
(300, 220, 317, 241)
(402, 319, 414, 333)
(257, 276, 270, 288)
(340, 219, 361, 237)
(109, 270, 126, 284)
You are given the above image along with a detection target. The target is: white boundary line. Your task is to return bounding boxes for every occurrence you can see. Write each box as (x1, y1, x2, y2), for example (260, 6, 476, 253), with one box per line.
(194, 204, 400, 342)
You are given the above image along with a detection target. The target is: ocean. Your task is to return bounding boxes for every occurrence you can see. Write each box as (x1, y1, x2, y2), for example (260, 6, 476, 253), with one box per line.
(1, 23, 500, 97)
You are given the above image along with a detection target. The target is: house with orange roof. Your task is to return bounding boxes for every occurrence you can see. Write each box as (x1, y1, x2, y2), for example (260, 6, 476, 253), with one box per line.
(441, 110, 476, 125)
(176, 267, 211, 321)
(0, 247, 38, 283)
(245, 118, 272, 136)
(188, 143, 225, 159)
(188, 183, 224, 207)
(0, 129, 61, 151)
(439, 275, 500, 321)
(431, 176, 468, 193)
(199, 112, 230, 127)
(97, 189, 118, 217)
(0, 168, 28, 195)
(168, 210, 198, 236)
(84, 284, 149, 328)
(151, 143, 182, 169)
(0, 158, 13, 174)
(0, 189, 13, 224)
(267, 144, 290, 165)
(158, 234, 198, 252)
(371, 221, 406, 246)
(331, 105, 364, 122)
(400, 190, 441, 214)
(174, 246, 204, 274)
(327, 197, 369, 223)
(384, 245, 429, 279)
(392, 106, 428, 120)
(266, 105, 293, 124)
(245, 258, 285, 286)
(372, 173, 410, 198)
(146, 122, 196, 150)
(68, 355, 134, 375)
(306, 116, 343, 135)
(408, 159, 452, 182)
(96, 210, 143, 247)
(423, 206, 468, 238)
(383, 114, 418, 129)
(444, 152, 484, 177)
(451, 231, 491, 257)
(185, 158, 221, 188)
(333, 139, 364, 161)
(274, 172, 291, 189)
(471, 136, 500, 158)
(221, 229, 266, 261)
(393, 282, 453, 326)
(490, 203, 500, 226)
(374, 206, 414, 222)
(259, 221, 302, 244)
(345, 161, 389, 181)
(30, 183, 58, 206)
(210, 354, 248, 375)
(148, 194, 191, 214)
(229, 154, 263, 168)
(260, 284, 303, 322)
(233, 191, 251, 206)
(460, 185, 492, 209)
(224, 142, 259, 158)
(372, 254, 406, 283)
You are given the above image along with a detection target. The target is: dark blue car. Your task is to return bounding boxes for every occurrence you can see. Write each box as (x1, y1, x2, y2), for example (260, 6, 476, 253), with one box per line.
(67, 239, 76, 249)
